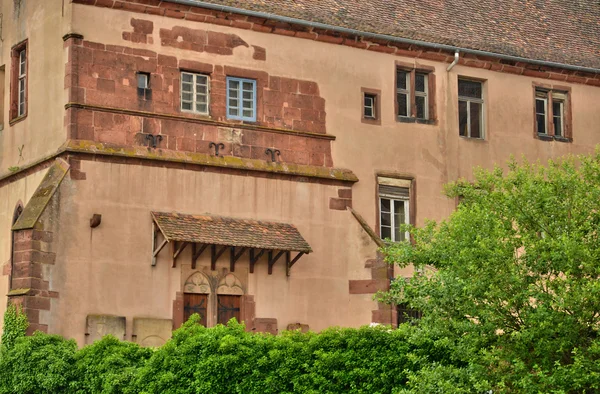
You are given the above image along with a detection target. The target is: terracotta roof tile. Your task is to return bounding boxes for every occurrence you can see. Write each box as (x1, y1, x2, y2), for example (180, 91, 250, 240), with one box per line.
(152, 211, 312, 253)
(195, 0, 600, 70)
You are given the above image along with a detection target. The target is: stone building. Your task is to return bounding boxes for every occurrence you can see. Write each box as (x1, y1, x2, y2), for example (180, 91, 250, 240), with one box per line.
(0, 0, 598, 346)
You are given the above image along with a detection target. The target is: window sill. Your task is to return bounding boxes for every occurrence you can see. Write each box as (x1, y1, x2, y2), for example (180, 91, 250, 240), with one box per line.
(459, 135, 486, 142)
(361, 116, 381, 126)
(9, 114, 27, 126)
(537, 133, 572, 143)
(397, 117, 435, 125)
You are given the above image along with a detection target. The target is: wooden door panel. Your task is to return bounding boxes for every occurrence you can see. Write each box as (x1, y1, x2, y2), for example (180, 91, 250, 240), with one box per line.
(217, 295, 241, 325)
(184, 293, 208, 326)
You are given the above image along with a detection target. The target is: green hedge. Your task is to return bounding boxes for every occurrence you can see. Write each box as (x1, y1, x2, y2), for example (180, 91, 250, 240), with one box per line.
(0, 313, 420, 394)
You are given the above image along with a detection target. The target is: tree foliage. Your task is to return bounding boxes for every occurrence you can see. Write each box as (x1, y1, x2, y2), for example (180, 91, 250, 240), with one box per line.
(382, 153, 600, 393)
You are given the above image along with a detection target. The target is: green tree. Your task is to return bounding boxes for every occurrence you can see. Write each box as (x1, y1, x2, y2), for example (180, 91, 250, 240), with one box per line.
(382, 153, 600, 393)
(1, 304, 28, 351)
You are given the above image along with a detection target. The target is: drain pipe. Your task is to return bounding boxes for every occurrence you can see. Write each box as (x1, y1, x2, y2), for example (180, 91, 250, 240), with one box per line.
(447, 50, 459, 71)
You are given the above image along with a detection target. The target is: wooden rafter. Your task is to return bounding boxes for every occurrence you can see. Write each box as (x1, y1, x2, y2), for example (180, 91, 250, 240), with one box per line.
(286, 251, 306, 276)
(249, 249, 265, 273)
(211, 244, 228, 270)
(152, 221, 168, 266)
(230, 247, 246, 272)
(191, 243, 208, 269)
(171, 241, 188, 268)
(268, 250, 286, 275)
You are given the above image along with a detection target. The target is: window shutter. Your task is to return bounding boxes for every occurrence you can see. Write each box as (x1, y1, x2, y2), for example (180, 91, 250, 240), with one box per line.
(379, 184, 409, 199)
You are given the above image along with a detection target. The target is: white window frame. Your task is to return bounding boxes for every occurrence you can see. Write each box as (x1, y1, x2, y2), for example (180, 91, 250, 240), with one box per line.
(535, 91, 548, 135)
(396, 70, 410, 118)
(227, 77, 257, 122)
(458, 79, 484, 139)
(552, 92, 565, 137)
(364, 93, 376, 119)
(180, 71, 210, 115)
(379, 196, 410, 242)
(415, 72, 429, 120)
(17, 49, 26, 117)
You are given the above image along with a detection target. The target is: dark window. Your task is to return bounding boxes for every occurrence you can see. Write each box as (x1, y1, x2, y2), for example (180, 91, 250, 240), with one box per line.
(535, 90, 548, 135)
(10, 40, 28, 122)
(415, 73, 428, 120)
(458, 79, 484, 139)
(552, 99, 564, 137)
(397, 303, 422, 325)
(396, 70, 410, 117)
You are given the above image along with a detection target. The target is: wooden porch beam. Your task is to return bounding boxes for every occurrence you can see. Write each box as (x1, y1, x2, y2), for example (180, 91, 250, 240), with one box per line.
(268, 250, 286, 275)
(230, 246, 246, 272)
(191, 243, 208, 269)
(249, 249, 265, 273)
(286, 251, 306, 276)
(211, 244, 228, 270)
(171, 241, 188, 268)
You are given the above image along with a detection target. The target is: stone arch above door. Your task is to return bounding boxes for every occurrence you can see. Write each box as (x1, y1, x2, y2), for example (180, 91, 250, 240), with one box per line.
(184, 271, 212, 294)
(216, 272, 244, 295)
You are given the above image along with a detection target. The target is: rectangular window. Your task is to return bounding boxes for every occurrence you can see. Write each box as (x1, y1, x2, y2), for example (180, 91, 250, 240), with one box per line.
(535, 90, 548, 135)
(415, 73, 428, 120)
(396, 70, 410, 117)
(458, 79, 484, 139)
(10, 40, 28, 122)
(137, 72, 149, 89)
(378, 178, 411, 242)
(552, 92, 566, 138)
(364, 93, 376, 119)
(17, 50, 26, 117)
(534, 87, 569, 140)
(181, 72, 209, 115)
(227, 77, 256, 122)
(0, 65, 5, 130)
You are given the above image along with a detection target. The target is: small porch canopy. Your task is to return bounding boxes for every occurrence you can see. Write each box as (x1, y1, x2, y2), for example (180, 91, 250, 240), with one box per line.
(151, 211, 312, 276)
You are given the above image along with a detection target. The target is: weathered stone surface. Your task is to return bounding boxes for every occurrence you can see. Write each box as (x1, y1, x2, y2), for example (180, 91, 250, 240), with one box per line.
(85, 315, 126, 344)
(132, 318, 172, 347)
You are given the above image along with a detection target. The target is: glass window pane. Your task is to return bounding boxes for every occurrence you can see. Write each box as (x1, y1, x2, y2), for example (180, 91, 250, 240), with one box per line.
(470, 102, 482, 138)
(364, 95, 373, 107)
(242, 109, 253, 118)
(182, 73, 193, 83)
(182, 92, 192, 101)
(182, 102, 192, 110)
(229, 80, 239, 89)
(458, 100, 468, 136)
(229, 89, 238, 98)
(553, 116, 562, 136)
(196, 95, 206, 104)
(381, 211, 391, 227)
(197, 85, 207, 94)
(197, 104, 207, 113)
(537, 114, 547, 134)
(416, 96, 426, 119)
(553, 101, 563, 118)
(397, 93, 408, 117)
(242, 81, 253, 91)
(364, 106, 373, 118)
(394, 227, 404, 242)
(229, 107, 238, 116)
(415, 73, 426, 92)
(381, 226, 391, 240)
(381, 198, 391, 212)
(181, 83, 192, 93)
(228, 98, 238, 108)
(243, 100, 252, 109)
(137, 74, 148, 89)
(535, 98, 546, 114)
(458, 79, 482, 98)
(397, 70, 408, 90)
(242, 91, 253, 100)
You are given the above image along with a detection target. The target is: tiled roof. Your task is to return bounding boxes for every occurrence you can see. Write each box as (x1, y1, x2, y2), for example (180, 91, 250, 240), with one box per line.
(195, 0, 600, 70)
(152, 211, 312, 253)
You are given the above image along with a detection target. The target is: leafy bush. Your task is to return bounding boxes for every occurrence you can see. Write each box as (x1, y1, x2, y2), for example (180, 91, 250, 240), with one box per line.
(0, 313, 416, 393)
(1, 304, 28, 351)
